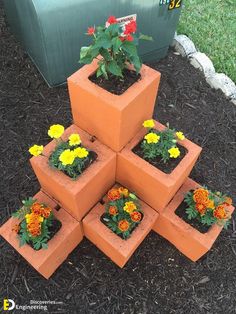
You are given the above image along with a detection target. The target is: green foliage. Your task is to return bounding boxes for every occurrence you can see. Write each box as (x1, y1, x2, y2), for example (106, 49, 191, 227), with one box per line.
(49, 141, 94, 180)
(102, 187, 143, 240)
(79, 19, 152, 79)
(141, 126, 180, 163)
(12, 197, 36, 220)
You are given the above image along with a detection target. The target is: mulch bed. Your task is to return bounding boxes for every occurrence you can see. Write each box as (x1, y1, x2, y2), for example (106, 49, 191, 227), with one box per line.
(0, 2, 236, 313)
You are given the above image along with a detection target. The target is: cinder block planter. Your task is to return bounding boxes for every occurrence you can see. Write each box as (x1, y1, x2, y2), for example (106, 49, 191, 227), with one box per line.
(30, 124, 116, 221)
(152, 178, 235, 261)
(0, 191, 83, 279)
(82, 192, 159, 268)
(67, 59, 161, 152)
(116, 121, 202, 211)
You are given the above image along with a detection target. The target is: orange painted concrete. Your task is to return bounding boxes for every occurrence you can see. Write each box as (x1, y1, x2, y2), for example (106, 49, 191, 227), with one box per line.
(117, 120, 202, 212)
(0, 190, 83, 279)
(67, 59, 161, 152)
(30, 124, 116, 221)
(82, 191, 159, 268)
(152, 178, 235, 261)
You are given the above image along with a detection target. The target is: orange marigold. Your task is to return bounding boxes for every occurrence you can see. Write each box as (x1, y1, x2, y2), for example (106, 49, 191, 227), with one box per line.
(224, 197, 232, 206)
(118, 187, 129, 197)
(213, 205, 227, 220)
(118, 219, 130, 232)
(108, 206, 118, 216)
(107, 188, 121, 201)
(130, 211, 142, 222)
(193, 188, 209, 204)
(195, 203, 206, 216)
(27, 221, 41, 237)
(41, 206, 51, 218)
(31, 202, 42, 215)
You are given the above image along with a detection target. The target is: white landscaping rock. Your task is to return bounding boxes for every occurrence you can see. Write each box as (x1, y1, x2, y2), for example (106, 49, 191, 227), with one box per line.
(172, 35, 197, 57)
(206, 73, 236, 98)
(189, 52, 215, 78)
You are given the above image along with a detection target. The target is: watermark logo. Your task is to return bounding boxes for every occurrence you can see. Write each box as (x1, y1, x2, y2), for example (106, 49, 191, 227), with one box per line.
(3, 299, 15, 311)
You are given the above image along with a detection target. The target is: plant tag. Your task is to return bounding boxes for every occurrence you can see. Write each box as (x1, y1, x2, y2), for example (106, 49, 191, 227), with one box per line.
(105, 14, 137, 28)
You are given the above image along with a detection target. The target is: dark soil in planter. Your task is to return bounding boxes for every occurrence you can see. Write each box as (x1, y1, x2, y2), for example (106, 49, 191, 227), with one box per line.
(1, 2, 236, 312)
(133, 142, 187, 174)
(89, 68, 141, 95)
(19, 219, 62, 250)
(175, 200, 210, 233)
(100, 213, 144, 240)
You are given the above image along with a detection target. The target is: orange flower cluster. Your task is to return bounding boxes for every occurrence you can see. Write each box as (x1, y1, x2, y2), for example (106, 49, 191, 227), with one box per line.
(107, 187, 129, 201)
(25, 202, 52, 237)
(130, 211, 142, 222)
(109, 206, 118, 216)
(118, 220, 130, 232)
(213, 205, 227, 220)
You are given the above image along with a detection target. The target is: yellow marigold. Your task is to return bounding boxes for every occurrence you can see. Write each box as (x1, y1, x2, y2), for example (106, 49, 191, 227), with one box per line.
(123, 201, 137, 213)
(25, 213, 44, 224)
(144, 132, 160, 144)
(29, 145, 44, 156)
(143, 119, 155, 128)
(59, 149, 75, 166)
(193, 188, 209, 204)
(73, 147, 89, 158)
(168, 147, 180, 158)
(118, 187, 129, 197)
(206, 199, 215, 210)
(176, 131, 185, 140)
(69, 133, 81, 146)
(48, 124, 64, 139)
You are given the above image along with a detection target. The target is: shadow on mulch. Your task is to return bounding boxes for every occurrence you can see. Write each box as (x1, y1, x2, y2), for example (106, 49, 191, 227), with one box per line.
(0, 2, 236, 313)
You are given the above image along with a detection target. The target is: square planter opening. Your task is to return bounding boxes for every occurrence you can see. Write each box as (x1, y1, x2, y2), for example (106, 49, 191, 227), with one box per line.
(82, 184, 159, 268)
(30, 124, 116, 221)
(152, 178, 235, 262)
(116, 121, 202, 212)
(0, 190, 83, 279)
(68, 59, 161, 152)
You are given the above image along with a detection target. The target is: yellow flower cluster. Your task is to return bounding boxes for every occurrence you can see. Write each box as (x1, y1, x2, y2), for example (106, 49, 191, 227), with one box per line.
(143, 119, 155, 128)
(48, 124, 64, 139)
(69, 134, 81, 146)
(29, 145, 44, 157)
(59, 147, 89, 166)
(74, 147, 89, 158)
(123, 201, 137, 213)
(176, 131, 185, 140)
(168, 147, 180, 158)
(144, 132, 160, 144)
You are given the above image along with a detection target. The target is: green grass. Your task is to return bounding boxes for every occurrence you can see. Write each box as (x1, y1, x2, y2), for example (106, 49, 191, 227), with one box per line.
(178, 0, 236, 82)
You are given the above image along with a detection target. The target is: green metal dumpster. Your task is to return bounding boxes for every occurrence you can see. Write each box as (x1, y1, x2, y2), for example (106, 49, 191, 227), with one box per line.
(3, 0, 182, 86)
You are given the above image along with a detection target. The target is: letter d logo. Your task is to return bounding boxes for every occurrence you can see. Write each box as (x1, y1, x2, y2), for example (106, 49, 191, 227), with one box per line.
(3, 299, 15, 311)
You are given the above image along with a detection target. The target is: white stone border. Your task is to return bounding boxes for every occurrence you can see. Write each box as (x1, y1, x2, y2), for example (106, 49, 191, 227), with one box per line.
(171, 33, 236, 106)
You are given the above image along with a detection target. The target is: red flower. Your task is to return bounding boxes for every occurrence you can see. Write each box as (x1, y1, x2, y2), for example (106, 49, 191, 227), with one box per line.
(87, 27, 95, 35)
(119, 36, 126, 42)
(107, 16, 117, 24)
(124, 20, 137, 34)
(126, 34, 134, 42)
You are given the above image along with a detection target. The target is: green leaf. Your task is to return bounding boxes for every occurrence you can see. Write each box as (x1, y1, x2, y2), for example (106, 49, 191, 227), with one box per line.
(80, 46, 91, 59)
(111, 37, 122, 53)
(139, 33, 153, 41)
(94, 34, 112, 49)
(99, 48, 112, 61)
(122, 41, 137, 56)
(107, 60, 123, 77)
(100, 63, 108, 79)
(42, 243, 48, 249)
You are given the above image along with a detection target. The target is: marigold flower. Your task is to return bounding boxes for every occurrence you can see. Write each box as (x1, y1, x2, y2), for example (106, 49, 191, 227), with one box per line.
(193, 188, 209, 204)
(144, 132, 160, 144)
(31, 202, 42, 215)
(195, 203, 206, 216)
(108, 206, 118, 216)
(41, 206, 51, 218)
(168, 147, 180, 158)
(123, 201, 137, 213)
(73, 147, 89, 158)
(224, 197, 232, 206)
(107, 16, 117, 24)
(118, 187, 129, 197)
(27, 221, 41, 237)
(69, 133, 81, 146)
(124, 20, 137, 34)
(107, 188, 121, 201)
(176, 131, 185, 140)
(87, 26, 95, 35)
(12, 224, 20, 233)
(25, 213, 44, 224)
(143, 119, 155, 128)
(213, 205, 227, 220)
(59, 149, 75, 166)
(206, 199, 215, 210)
(118, 219, 130, 232)
(130, 211, 142, 222)
(48, 124, 64, 139)
(29, 145, 44, 157)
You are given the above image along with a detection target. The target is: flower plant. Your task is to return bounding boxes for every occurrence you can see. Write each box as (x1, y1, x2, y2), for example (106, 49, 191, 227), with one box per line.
(184, 187, 232, 228)
(141, 119, 185, 162)
(29, 124, 96, 179)
(102, 186, 143, 240)
(12, 198, 60, 250)
(80, 15, 152, 79)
